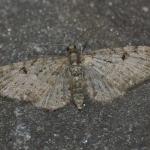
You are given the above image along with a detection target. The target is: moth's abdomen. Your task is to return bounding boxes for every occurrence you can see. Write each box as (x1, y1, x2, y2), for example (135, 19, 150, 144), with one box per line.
(69, 65, 85, 109)
(73, 93, 84, 110)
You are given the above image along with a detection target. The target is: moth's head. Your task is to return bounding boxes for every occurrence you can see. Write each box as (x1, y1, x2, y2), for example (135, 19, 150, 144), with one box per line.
(67, 45, 78, 54)
(67, 45, 81, 64)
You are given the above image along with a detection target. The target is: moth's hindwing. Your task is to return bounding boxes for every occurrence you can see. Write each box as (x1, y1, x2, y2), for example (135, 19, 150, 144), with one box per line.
(0, 57, 70, 110)
(82, 46, 150, 102)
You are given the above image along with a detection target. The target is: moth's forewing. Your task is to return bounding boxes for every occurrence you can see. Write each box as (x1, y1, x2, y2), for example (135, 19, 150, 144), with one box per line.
(0, 56, 71, 110)
(82, 46, 150, 102)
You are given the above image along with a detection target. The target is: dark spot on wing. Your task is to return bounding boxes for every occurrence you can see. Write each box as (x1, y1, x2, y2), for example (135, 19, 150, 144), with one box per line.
(30, 59, 37, 66)
(20, 66, 28, 74)
(122, 52, 129, 61)
(39, 69, 43, 72)
(122, 54, 126, 60)
(103, 59, 112, 63)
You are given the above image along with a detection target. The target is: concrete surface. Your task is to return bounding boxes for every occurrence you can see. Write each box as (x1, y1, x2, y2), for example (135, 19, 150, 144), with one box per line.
(0, 0, 150, 149)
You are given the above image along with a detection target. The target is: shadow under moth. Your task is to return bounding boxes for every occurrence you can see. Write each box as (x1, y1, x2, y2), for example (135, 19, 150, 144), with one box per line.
(0, 45, 150, 110)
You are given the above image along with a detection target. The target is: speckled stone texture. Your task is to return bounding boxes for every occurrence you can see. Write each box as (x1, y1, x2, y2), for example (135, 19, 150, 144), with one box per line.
(0, 0, 150, 149)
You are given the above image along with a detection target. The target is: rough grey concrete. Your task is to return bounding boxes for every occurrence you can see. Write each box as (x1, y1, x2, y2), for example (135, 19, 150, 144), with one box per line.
(0, 0, 150, 149)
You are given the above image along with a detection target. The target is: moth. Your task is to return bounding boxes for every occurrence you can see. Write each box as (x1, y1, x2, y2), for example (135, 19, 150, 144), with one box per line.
(0, 45, 150, 110)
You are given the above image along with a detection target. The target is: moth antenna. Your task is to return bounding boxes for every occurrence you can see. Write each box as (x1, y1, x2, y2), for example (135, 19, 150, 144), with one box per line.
(29, 42, 66, 46)
(73, 24, 105, 51)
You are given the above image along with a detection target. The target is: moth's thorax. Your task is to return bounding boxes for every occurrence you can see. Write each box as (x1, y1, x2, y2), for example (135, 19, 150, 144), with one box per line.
(67, 45, 81, 65)
(70, 53, 78, 64)
(68, 52, 80, 65)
